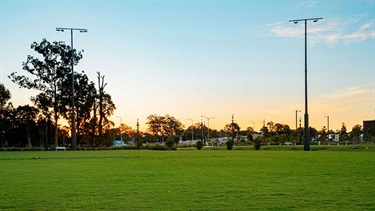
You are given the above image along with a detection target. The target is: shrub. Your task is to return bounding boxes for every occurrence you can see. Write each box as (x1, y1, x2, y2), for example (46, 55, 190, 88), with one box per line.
(254, 137, 262, 150)
(196, 140, 204, 150)
(165, 137, 176, 150)
(226, 139, 234, 150)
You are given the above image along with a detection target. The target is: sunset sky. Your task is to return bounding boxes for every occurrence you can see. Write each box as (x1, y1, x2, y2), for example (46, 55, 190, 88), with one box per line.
(1, 0, 374, 132)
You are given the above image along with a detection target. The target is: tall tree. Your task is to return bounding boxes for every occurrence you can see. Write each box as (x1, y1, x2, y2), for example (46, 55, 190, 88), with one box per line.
(350, 124, 362, 146)
(146, 114, 184, 141)
(14, 105, 39, 147)
(61, 71, 96, 145)
(339, 123, 348, 143)
(0, 83, 13, 147)
(224, 122, 240, 139)
(96, 72, 116, 138)
(9, 39, 83, 146)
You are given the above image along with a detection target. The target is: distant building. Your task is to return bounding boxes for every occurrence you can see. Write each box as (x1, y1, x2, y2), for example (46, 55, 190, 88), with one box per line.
(363, 120, 375, 142)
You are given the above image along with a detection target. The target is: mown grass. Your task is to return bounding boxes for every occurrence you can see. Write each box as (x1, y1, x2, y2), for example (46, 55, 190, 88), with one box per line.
(0, 149, 374, 210)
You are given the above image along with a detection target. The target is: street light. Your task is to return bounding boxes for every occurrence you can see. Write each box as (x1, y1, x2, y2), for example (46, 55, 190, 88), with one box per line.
(116, 116, 122, 141)
(136, 119, 140, 146)
(295, 110, 301, 130)
(186, 119, 194, 141)
(201, 115, 215, 146)
(325, 116, 330, 141)
(289, 17, 322, 151)
(56, 27, 87, 150)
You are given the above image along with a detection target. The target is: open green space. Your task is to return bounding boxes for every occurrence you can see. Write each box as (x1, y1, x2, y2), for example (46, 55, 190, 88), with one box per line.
(1, 149, 374, 210)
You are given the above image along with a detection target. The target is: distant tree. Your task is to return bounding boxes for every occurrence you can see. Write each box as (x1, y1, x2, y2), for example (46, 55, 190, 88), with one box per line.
(0, 84, 13, 147)
(0, 83, 11, 107)
(275, 123, 291, 135)
(260, 126, 269, 137)
(14, 105, 39, 147)
(309, 127, 318, 140)
(96, 72, 116, 138)
(318, 126, 327, 144)
(146, 114, 184, 141)
(247, 126, 254, 134)
(61, 71, 97, 145)
(224, 122, 240, 139)
(339, 123, 348, 143)
(9, 39, 83, 147)
(267, 121, 275, 132)
(350, 124, 362, 146)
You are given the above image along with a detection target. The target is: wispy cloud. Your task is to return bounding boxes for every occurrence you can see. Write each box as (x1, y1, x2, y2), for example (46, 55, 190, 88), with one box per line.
(265, 16, 375, 45)
(311, 86, 372, 113)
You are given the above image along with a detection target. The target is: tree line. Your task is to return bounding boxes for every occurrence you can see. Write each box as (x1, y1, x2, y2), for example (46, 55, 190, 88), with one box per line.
(1, 39, 115, 148)
(1, 39, 373, 149)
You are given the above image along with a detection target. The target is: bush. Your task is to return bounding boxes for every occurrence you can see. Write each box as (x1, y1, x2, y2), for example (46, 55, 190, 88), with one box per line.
(196, 140, 204, 150)
(254, 138, 262, 150)
(165, 137, 176, 150)
(226, 139, 234, 150)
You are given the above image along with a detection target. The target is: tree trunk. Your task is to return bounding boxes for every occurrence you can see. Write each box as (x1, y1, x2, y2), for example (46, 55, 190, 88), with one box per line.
(54, 112, 58, 147)
(26, 125, 32, 148)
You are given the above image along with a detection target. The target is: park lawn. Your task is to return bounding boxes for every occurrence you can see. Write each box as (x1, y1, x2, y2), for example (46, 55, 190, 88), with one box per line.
(0, 150, 374, 210)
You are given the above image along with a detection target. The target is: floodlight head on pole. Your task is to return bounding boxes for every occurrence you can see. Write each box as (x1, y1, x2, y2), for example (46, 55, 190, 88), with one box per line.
(289, 17, 322, 151)
(55, 27, 87, 151)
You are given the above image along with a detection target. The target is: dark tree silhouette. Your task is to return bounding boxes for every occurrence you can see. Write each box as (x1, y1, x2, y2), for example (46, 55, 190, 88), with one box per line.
(9, 39, 83, 147)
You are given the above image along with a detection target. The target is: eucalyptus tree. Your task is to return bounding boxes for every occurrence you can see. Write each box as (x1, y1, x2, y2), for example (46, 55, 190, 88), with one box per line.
(0, 83, 13, 146)
(224, 122, 240, 139)
(9, 39, 83, 146)
(146, 114, 184, 141)
(14, 105, 39, 147)
(96, 72, 116, 138)
(61, 71, 96, 145)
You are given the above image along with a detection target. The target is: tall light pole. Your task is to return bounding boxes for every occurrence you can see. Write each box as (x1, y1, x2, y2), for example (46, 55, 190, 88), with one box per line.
(116, 116, 122, 141)
(56, 27, 87, 150)
(295, 110, 301, 130)
(201, 115, 215, 146)
(325, 116, 329, 133)
(289, 18, 322, 151)
(186, 119, 194, 141)
(136, 119, 140, 146)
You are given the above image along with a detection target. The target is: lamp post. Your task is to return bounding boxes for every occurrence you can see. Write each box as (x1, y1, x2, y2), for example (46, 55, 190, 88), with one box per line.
(289, 18, 322, 151)
(116, 116, 122, 141)
(56, 27, 87, 150)
(201, 115, 215, 146)
(186, 119, 194, 141)
(136, 118, 140, 146)
(295, 110, 301, 130)
(325, 116, 329, 133)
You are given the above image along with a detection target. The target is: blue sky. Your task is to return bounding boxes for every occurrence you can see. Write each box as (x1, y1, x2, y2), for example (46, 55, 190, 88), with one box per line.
(1, 0, 374, 131)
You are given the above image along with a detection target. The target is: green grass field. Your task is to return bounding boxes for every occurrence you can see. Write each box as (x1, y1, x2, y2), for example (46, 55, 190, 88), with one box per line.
(1, 148, 374, 210)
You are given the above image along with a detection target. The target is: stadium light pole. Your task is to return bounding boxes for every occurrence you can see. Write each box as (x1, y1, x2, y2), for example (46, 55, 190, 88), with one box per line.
(56, 27, 87, 150)
(289, 18, 322, 151)
(201, 115, 215, 146)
